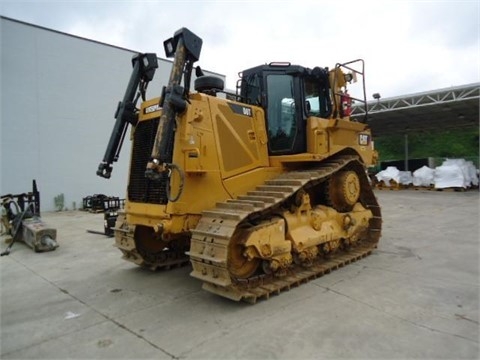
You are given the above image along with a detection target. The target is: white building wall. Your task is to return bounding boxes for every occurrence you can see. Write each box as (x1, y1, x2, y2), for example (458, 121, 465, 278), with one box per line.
(0, 17, 225, 211)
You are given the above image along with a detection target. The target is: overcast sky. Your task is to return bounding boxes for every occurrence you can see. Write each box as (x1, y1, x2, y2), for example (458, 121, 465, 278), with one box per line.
(1, 0, 479, 98)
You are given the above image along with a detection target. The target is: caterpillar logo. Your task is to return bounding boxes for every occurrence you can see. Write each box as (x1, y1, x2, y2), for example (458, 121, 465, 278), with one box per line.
(144, 104, 161, 114)
(358, 133, 370, 145)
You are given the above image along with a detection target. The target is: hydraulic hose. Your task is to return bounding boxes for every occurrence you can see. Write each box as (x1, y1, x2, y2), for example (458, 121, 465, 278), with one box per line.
(166, 163, 185, 203)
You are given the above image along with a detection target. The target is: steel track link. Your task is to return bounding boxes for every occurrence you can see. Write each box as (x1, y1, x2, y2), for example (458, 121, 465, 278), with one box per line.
(205, 243, 376, 304)
(114, 213, 191, 271)
(189, 154, 382, 303)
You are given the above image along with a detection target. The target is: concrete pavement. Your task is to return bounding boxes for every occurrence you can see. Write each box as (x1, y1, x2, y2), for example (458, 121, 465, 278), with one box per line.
(1, 189, 479, 359)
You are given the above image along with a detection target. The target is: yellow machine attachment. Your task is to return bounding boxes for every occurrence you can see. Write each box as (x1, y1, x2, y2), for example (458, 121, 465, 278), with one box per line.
(97, 27, 381, 302)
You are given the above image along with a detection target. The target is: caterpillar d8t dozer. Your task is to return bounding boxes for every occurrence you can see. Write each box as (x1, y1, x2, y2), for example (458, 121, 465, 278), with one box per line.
(97, 28, 382, 303)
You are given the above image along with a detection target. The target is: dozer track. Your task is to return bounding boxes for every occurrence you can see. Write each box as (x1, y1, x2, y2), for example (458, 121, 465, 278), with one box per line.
(114, 212, 190, 271)
(189, 154, 382, 303)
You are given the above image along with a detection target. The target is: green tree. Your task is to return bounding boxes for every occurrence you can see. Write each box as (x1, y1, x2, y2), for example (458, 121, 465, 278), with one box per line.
(375, 127, 479, 166)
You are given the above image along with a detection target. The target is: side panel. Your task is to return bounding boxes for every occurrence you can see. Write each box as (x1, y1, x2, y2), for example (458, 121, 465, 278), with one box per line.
(209, 97, 269, 179)
(306, 117, 376, 166)
(167, 94, 270, 218)
(167, 95, 231, 217)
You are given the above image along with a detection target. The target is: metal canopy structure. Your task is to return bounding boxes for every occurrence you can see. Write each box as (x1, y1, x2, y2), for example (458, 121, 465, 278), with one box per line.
(351, 83, 480, 137)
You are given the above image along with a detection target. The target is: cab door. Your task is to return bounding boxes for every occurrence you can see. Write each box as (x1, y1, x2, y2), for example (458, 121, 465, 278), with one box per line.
(265, 74, 306, 155)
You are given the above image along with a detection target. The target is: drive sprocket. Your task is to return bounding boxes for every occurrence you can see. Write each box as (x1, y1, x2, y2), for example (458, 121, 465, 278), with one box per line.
(326, 169, 361, 212)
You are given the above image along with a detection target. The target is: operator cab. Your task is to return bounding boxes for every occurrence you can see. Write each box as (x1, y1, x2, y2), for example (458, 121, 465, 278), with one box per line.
(239, 63, 333, 156)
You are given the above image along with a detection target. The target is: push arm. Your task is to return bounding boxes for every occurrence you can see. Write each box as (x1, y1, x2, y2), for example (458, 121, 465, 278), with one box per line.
(145, 28, 202, 179)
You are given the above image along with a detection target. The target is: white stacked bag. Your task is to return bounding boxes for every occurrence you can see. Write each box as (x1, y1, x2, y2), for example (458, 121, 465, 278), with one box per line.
(412, 166, 435, 187)
(375, 166, 413, 187)
(433, 159, 479, 189)
(375, 166, 399, 187)
(375, 159, 479, 190)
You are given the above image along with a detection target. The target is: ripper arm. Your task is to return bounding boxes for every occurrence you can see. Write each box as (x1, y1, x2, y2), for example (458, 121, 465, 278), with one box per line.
(97, 53, 158, 179)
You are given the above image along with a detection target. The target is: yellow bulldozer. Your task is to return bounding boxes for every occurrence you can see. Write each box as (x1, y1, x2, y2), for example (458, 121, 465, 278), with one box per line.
(97, 28, 381, 303)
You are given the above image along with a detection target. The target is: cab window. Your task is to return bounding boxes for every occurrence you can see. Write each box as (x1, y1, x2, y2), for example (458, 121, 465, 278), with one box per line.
(304, 77, 330, 118)
(242, 73, 261, 105)
(266, 74, 296, 152)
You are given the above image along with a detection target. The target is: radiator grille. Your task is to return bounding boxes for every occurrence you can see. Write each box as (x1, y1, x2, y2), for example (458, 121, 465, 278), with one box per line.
(128, 118, 168, 204)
